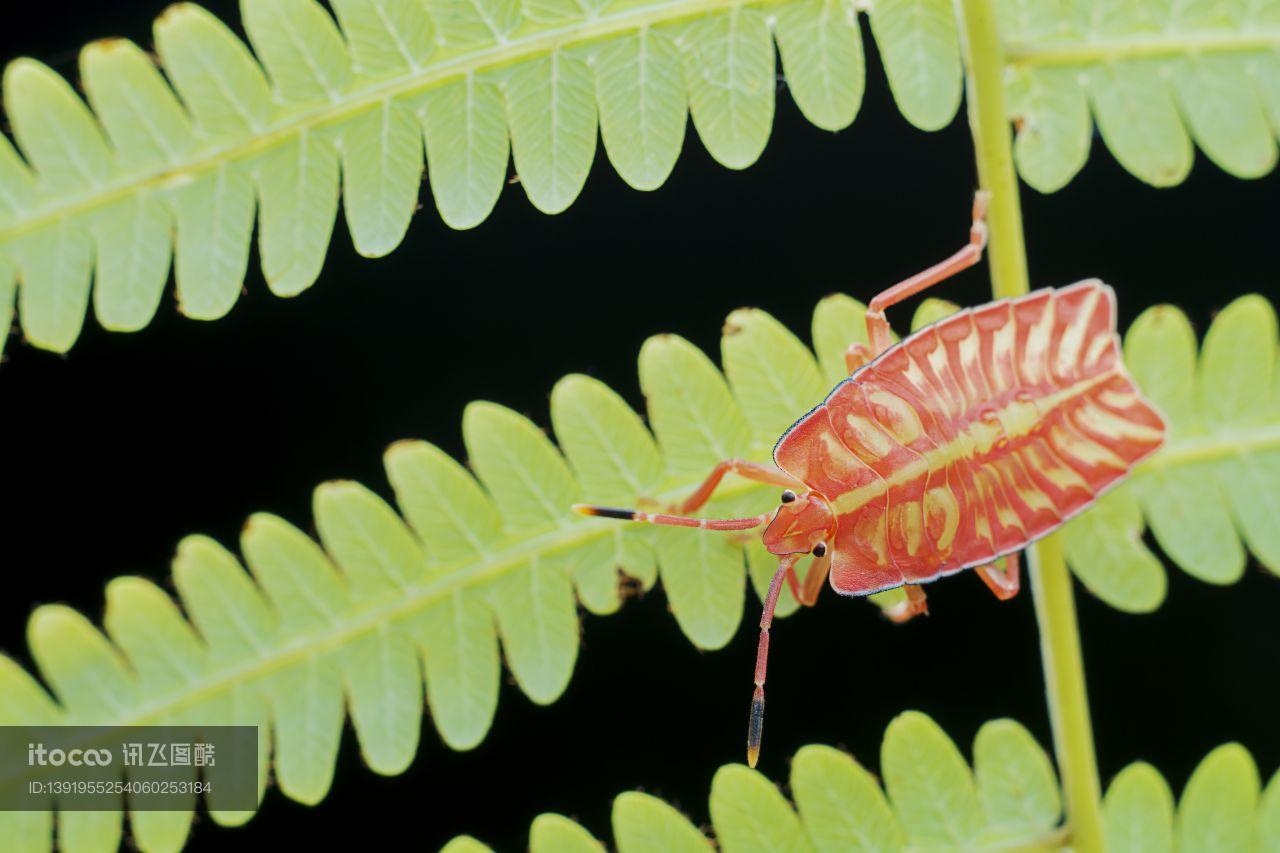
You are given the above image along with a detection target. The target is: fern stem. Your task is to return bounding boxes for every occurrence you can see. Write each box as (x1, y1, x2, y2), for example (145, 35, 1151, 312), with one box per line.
(954, 0, 1026, 301)
(1006, 30, 1280, 68)
(1026, 535, 1104, 850)
(1138, 424, 1280, 471)
(955, 1, 1105, 850)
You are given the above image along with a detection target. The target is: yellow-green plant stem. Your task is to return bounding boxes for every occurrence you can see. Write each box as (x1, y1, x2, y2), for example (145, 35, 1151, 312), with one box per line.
(955, 1, 1105, 850)
(1005, 31, 1280, 67)
(1027, 535, 1104, 850)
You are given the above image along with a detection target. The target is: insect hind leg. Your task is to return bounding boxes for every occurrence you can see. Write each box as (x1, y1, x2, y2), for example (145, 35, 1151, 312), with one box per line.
(976, 552, 1021, 601)
(883, 584, 930, 623)
(863, 191, 991, 355)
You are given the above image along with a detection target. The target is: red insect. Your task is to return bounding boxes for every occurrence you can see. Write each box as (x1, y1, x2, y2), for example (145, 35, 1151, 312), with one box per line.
(574, 193, 1167, 766)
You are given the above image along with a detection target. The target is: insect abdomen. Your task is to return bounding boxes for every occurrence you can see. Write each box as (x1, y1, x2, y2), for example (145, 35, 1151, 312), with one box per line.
(775, 280, 1167, 595)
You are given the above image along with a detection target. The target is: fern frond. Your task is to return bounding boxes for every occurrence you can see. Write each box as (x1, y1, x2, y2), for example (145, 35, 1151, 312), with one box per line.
(1000, 0, 1280, 191)
(0, 290, 910, 852)
(0, 291, 1271, 850)
(0, 0, 964, 354)
(1062, 294, 1280, 613)
(3, 1, 1273, 355)
(445, 711, 1067, 851)
(444, 716, 1280, 851)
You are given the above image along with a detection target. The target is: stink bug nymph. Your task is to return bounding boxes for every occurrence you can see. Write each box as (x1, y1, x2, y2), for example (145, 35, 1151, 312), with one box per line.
(575, 192, 1167, 767)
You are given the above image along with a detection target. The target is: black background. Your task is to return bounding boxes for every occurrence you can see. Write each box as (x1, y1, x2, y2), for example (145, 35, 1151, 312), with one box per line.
(2, 3, 1278, 850)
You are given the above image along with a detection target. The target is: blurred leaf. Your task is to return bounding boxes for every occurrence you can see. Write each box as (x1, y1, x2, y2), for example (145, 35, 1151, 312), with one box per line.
(1177, 744, 1260, 852)
(613, 792, 712, 852)
(868, 0, 963, 131)
(710, 764, 813, 852)
(973, 719, 1062, 841)
(882, 711, 984, 847)
(1104, 762, 1176, 853)
(791, 744, 905, 851)
(530, 813, 605, 853)
(1000, 0, 1280, 190)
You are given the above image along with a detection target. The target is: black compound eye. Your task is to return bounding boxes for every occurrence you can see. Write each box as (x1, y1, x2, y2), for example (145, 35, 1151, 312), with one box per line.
(812, 542, 827, 558)
(780, 490, 797, 504)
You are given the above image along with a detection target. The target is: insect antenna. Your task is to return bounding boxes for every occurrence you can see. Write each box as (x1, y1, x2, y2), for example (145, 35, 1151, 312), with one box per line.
(572, 504, 771, 531)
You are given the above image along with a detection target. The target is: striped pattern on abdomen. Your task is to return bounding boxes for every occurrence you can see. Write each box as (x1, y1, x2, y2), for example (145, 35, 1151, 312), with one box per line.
(773, 280, 1167, 596)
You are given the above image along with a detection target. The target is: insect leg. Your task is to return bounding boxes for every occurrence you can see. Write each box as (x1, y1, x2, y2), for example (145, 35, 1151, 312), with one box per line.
(783, 563, 803, 600)
(976, 552, 1022, 601)
(844, 342, 873, 374)
(673, 458, 802, 515)
(794, 550, 831, 607)
(883, 584, 930, 623)
(863, 190, 991, 355)
(748, 552, 802, 768)
(780, 551, 830, 605)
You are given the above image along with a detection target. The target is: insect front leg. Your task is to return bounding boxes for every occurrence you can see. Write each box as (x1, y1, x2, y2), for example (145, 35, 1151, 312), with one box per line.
(863, 191, 991, 355)
(976, 552, 1021, 601)
(672, 458, 801, 515)
(779, 551, 831, 605)
(789, 550, 831, 607)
